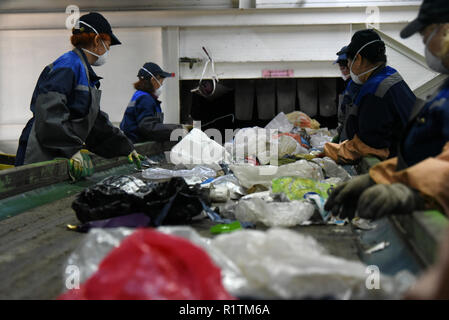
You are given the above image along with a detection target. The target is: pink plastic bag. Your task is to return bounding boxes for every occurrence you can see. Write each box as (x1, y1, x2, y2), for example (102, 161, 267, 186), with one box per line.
(59, 229, 234, 300)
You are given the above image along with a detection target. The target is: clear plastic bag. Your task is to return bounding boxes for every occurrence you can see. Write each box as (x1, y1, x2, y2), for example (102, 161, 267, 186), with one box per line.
(142, 165, 216, 185)
(62, 227, 414, 300)
(201, 174, 246, 200)
(232, 127, 272, 165)
(235, 198, 315, 227)
(211, 228, 413, 299)
(311, 157, 352, 181)
(265, 112, 294, 133)
(169, 128, 232, 170)
(230, 160, 324, 189)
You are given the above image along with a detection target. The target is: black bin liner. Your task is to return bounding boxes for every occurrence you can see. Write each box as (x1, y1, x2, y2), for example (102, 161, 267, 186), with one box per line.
(72, 175, 210, 226)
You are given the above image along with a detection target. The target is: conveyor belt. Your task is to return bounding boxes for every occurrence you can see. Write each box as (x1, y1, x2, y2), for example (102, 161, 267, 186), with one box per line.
(0, 150, 446, 299)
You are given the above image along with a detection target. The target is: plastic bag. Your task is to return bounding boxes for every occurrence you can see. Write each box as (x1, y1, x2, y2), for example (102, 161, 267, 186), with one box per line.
(201, 174, 246, 200)
(311, 157, 352, 181)
(286, 111, 320, 129)
(72, 176, 207, 226)
(235, 198, 315, 227)
(230, 160, 324, 189)
(142, 165, 216, 185)
(276, 134, 301, 158)
(271, 177, 334, 200)
(62, 227, 414, 300)
(231, 127, 272, 165)
(59, 228, 234, 300)
(62, 227, 250, 297)
(265, 112, 294, 133)
(170, 128, 231, 170)
(211, 228, 410, 299)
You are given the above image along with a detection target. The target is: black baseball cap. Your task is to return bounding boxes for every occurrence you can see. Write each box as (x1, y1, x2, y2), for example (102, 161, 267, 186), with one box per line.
(72, 12, 121, 46)
(401, 0, 449, 39)
(346, 29, 384, 59)
(138, 62, 175, 79)
(334, 46, 349, 64)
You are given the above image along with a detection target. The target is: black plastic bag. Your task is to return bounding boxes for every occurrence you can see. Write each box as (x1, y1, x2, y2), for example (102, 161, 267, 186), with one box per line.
(72, 175, 209, 226)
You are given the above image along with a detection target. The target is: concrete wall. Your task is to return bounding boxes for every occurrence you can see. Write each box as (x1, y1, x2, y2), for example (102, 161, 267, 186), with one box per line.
(0, 26, 162, 144)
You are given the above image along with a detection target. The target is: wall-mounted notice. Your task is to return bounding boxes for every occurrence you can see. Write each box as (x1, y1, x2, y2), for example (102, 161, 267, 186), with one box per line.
(262, 69, 294, 78)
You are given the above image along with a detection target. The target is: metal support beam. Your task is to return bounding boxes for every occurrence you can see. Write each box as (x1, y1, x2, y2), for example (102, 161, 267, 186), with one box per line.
(0, 6, 420, 30)
(162, 27, 181, 123)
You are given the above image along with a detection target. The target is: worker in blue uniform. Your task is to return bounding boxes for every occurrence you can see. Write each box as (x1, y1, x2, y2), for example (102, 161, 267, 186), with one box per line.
(333, 46, 361, 143)
(325, 0, 449, 221)
(120, 62, 182, 143)
(15, 12, 143, 180)
(324, 29, 416, 164)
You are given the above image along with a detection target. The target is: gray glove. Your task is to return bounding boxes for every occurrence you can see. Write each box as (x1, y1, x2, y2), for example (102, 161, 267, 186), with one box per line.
(324, 174, 375, 219)
(356, 183, 425, 220)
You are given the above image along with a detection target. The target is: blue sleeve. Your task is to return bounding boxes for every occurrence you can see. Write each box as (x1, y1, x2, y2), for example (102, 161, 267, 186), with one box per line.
(38, 67, 76, 96)
(387, 82, 416, 125)
(135, 95, 158, 124)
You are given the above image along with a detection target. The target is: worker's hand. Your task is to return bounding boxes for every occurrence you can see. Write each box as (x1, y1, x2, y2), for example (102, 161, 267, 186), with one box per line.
(356, 183, 424, 220)
(324, 173, 375, 219)
(68, 150, 94, 181)
(128, 150, 145, 170)
(182, 124, 193, 132)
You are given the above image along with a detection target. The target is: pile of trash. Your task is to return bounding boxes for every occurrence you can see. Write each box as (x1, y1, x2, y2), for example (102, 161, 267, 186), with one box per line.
(63, 111, 392, 300)
(70, 111, 352, 231)
(61, 227, 415, 300)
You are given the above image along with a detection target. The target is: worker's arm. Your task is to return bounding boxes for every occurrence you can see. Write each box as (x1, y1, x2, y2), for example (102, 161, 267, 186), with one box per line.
(33, 68, 87, 158)
(135, 95, 181, 142)
(324, 94, 391, 164)
(370, 142, 449, 216)
(85, 110, 134, 158)
(324, 135, 389, 164)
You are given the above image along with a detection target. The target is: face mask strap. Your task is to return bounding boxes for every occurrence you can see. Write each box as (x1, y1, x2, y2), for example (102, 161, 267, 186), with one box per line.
(141, 67, 162, 88)
(78, 21, 108, 53)
(351, 40, 383, 67)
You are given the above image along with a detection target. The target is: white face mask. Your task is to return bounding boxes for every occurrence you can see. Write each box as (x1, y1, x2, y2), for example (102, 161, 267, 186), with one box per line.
(141, 67, 163, 97)
(425, 26, 449, 74)
(79, 21, 110, 67)
(349, 40, 383, 85)
(341, 73, 351, 81)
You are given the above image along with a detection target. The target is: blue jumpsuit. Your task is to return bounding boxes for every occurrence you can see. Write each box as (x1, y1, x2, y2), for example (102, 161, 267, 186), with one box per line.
(120, 90, 180, 143)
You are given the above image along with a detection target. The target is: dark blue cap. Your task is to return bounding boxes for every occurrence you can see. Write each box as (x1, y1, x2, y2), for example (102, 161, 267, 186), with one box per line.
(401, 0, 449, 38)
(72, 12, 121, 46)
(138, 62, 175, 79)
(334, 46, 348, 64)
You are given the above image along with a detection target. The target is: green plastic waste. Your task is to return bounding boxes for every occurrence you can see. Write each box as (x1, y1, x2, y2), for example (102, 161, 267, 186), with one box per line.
(210, 221, 243, 235)
(272, 177, 334, 200)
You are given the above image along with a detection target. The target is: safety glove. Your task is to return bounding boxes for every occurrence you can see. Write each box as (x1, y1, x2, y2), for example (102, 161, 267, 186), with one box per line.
(356, 183, 425, 220)
(324, 173, 375, 219)
(68, 150, 94, 181)
(128, 150, 145, 170)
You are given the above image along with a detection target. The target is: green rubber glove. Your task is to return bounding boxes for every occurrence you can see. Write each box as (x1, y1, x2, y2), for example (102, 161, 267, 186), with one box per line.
(128, 150, 145, 170)
(356, 183, 425, 220)
(68, 150, 94, 181)
(324, 173, 375, 219)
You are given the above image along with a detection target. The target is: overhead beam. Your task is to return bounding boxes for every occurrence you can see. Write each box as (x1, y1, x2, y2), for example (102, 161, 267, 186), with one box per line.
(0, 6, 420, 30)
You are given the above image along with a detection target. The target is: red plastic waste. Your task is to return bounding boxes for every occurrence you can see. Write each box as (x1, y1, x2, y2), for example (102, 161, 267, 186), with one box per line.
(59, 228, 234, 300)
